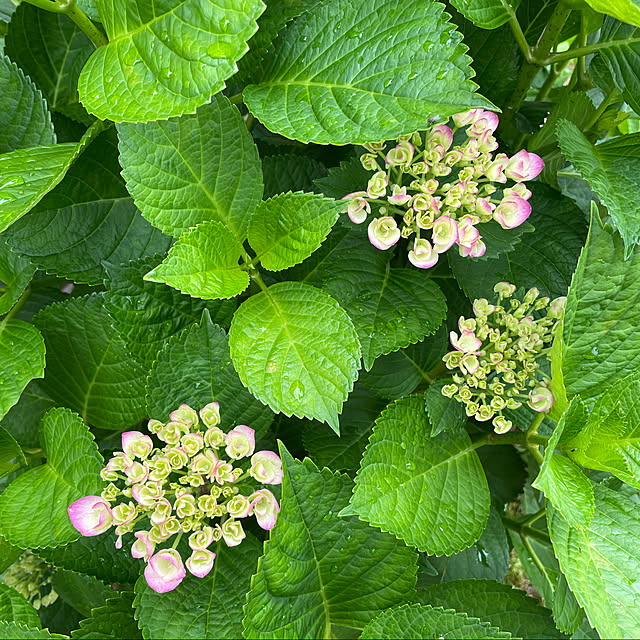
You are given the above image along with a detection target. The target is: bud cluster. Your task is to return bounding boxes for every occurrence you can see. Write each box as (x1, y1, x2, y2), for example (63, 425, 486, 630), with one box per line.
(341, 109, 544, 269)
(441, 282, 566, 433)
(2, 551, 58, 610)
(68, 402, 282, 593)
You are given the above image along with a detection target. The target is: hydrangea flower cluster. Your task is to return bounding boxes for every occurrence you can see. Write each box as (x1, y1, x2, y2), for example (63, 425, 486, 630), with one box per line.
(67, 402, 282, 594)
(341, 109, 544, 269)
(2, 551, 58, 610)
(441, 282, 566, 434)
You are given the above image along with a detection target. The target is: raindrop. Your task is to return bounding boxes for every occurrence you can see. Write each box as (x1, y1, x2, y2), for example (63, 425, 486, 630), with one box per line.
(0, 176, 24, 189)
(0, 192, 16, 206)
(591, 346, 599, 356)
(408, 72, 418, 81)
(290, 380, 305, 401)
(384, 78, 393, 88)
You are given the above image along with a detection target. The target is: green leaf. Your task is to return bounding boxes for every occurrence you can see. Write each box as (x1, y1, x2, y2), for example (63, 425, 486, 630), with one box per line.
(0, 536, 21, 574)
(0, 407, 103, 548)
(229, 282, 361, 433)
(584, 0, 640, 30)
(562, 212, 640, 399)
(302, 383, 387, 471)
(0, 583, 41, 628)
(147, 310, 274, 436)
(477, 445, 527, 504)
(78, 0, 265, 122)
(5, 129, 170, 285)
(553, 573, 585, 635)
(248, 192, 342, 271)
(145, 221, 250, 300)
(330, 266, 447, 371)
(425, 378, 467, 438)
(0, 237, 34, 316)
(450, 0, 519, 29)
(0, 381, 55, 449)
(51, 569, 111, 619)
(415, 579, 564, 639)
(243, 0, 494, 145)
(0, 54, 55, 153)
(548, 480, 640, 639)
(533, 400, 595, 527)
(103, 255, 235, 369)
(34, 294, 147, 430)
(71, 592, 141, 640)
(360, 604, 511, 639)
(117, 95, 263, 239)
(135, 534, 261, 639)
(5, 3, 93, 122)
(350, 394, 490, 555)
(262, 154, 328, 198)
(0, 319, 45, 421)
(0, 425, 26, 479)
(314, 157, 371, 200)
(0, 623, 66, 639)
(243, 448, 417, 638)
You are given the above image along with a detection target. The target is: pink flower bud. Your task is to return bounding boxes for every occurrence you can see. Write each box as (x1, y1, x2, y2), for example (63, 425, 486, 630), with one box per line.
(457, 217, 480, 251)
(122, 431, 153, 460)
(548, 296, 566, 319)
(504, 150, 544, 181)
(387, 185, 410, 206)
(150, 498, 172, 525)
(468, 238, 486, 258)
(427, 124, 453, 152)
(475, 197, 495, 217)
(221, 519, 246, 547)
(385, 141, 414, 167)
(181, 432, 204, 457)
(529, 385, 554, 413)
(432, 215, 458, 254)
(504, 182, 531, 200)
(199, 402, 220, 428)
(225, 425, 255, 460)
(476, 130, 499, 153)
(169, 404, 198, 428)
(227, 494, 252, 518)
(68, 496, 113, 537)
(248, 489, 280, 531)
(213, 460, 235, 485)
(132, 530, 155, 561)
(147, 419, 163, 434)
(368, 216, 400, 250)
(249, 451, 283, 485)
(204, 426, 225, 449)
(494, 282, 516, 297)
(484, 154, 509, 183)
(452, 109, 481, 128)
(132, 482, 163, 506)
(125, 461, 149, 485)
(408, 238, 439, 269)
(493, 195, 531, 229)
(187, 549, 216, 578)
(144, 549, 186, 593)
(450, 329, 482, 353)
(462, 138, 480, 160)
(191, 449, 218, 476)
(341, 191, 371, 224)
(467, 110, 499, 136)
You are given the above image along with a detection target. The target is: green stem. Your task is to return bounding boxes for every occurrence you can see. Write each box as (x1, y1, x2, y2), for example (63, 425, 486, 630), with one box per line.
(502, 516, 551, 544)
(584, 88, 618, 132)
(544, 36, 640, 66)
(229, 92, 244, 105)
(0, 286, 32, 331)
(508, 15, 534, 64)
(526, 412, 545, 464)
(520, 531, 554, 587)
(423, 361, 447, 384)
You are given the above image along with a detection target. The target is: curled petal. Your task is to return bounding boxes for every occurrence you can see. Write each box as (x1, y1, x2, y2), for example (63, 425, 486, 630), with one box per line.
(493, 196, 531, 229)
(452, 109, 481, 128)
(144, 549, 186, 593)
(199, 402, 220, 429)
(408, 238, 438, 269)
(467, 110, 499, 136)
(248, 489, 280, 531)
(504, 149, 544, 181)
(187, 549, 216, 578)
(529, 386, 554, 413)
(368, 217, 400, 250)
(432, 215, 458, 253)
(450, 329, 482, 353)
(68, 496, 113, 537)
(428, 124, 453, 151)
(250, 451, 283, 485)
(132, 530, 155, 561)
(221, 519, 246, 547)
(225, 425, 255, 460)
(122, 431, 153, 460)
(169, 404, 198, 428)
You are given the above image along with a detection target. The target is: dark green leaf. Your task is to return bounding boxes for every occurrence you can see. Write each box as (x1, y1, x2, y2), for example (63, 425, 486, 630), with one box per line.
(51, 569, 111, 619)
(0, 381, 55, 449)
(0, 583, 41, 628)
(71, 592, 141, 640)
(262, 154, 328, 198)
(0, 425, 25, 479)
(0, 236, 35, 316)
(0, 623, 66, 639)
(425, 378, 467, 438)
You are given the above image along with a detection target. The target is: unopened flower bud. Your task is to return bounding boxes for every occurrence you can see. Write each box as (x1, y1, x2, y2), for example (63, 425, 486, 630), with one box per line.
(367, 171, 389, 198)
(227, 494, 251, 518)
(187, 549, 215, 578)
(385, 141, 414, 167)
(132, 530, 155, 561)
(432, 215, 458, 253)
(548, 296, 566, 319)
(368, 216, 400, 250)
(221, 519, 245, 547)
(189, 526, 217, 550)
(68, 496, 113, 537)
(169, 404, 199, 428)
(122, 431, 153, 460)
(199, 402, 220, 428)
(144, 549, 185, 594)
(504, 149, 544, 182)
(494, 195, 531, 229)
(250, 451, 284, 485)
(248, 489, 280, 530)
(492, 416, 512, 434)
(175, 494, 196, 518)
(225, 425, 255, 460)
(529, 385, 554, 413)
(360, 153, 379, 171)
(341, 191, 371, 224)
(494, 282, 516, 298)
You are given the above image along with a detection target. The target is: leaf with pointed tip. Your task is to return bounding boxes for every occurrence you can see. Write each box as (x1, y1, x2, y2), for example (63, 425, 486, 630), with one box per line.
(244, 0, 494, 145)
(0, 624, 66, 639)
(71, 592, 141, 640)
(78, 0, 265, 122)
(425, 378, 467, 438)
(0, 319, 45, 422)
(0, 381, 55, 449)
(262, 154, 328, 198)
(147, 311, 274, 436)
(548, 481, 640, 639)
(248, 192, 342, 271)
(584, 0, 640, 27)
(52, 569, 112, 619)
(0, 237, 34, 316)
(104, 256, 235, 369)
(34, 294, 147, 430)
(145, 221, 250, 300)
(0, 54, 55, 153)
(360, 604, 511, 639)
(0, 583, 41, 628)
(229, 282, 361, 433)
(0, 425, 26, 479)
(0, 407, 103, 548)
(351, 394, 490, 555)
(5, 3, 93, 122)
(562, 212, 640, 399)
(243, 448, 417, 638)
(117, 96, 263, 239)
(450, 0, 520, 29)
(135, 535, 260, 639)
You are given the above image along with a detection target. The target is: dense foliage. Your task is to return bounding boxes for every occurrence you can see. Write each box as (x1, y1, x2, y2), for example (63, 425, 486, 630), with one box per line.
(1, 0, 640, 638)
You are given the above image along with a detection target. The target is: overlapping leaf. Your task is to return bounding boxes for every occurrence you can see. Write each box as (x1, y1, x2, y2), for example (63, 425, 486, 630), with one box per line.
(72, 592, 141, 640)
(450, 0, 520, 29)
(243, 449, 417, 638)
(244, 0, 494, 145)
(0, 407, 103, 548)
(0, 623, 65, 639)
(589, 4, 640, 38)
(350, 394, 490, 555)
(229, 282, 361, 432)
(117, 95, 263, 238)
(262, 154, 328, 198)
(425, 378, 467, 438)
(78, 0, 265, 122)
(0, 237, 34, 316)
(34, 294, 147, 429)
(0, 426, 25, 479)
(0, 583, 40, 628)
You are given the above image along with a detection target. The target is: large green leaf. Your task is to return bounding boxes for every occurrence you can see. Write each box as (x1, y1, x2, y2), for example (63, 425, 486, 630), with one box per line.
(562, 212, 640, 399)
(78, 0, 265, 122)
(104, 255, 235, 369)
(147, 310, 274, 436)
(34, 294, 147, 430)
(425, 378, 467, 438)
(248, 192, 342, 271)
(415, 580, 563, 639)
(229, 282, 361, 433)
(557, 120, 640, 256)
(117, 95, 263, 239)
(0, 425, 25, 479)
(0, 623, 65, 639)
(144, 221, 250, 299)
(135, 534, 261, 639)
(72, 592, 141, 640)
(0, 237, 35, 316)
(450, 0, 520, 29)
(5, 3, 93, 122)
(0, 407, 103, 548)
(243, 448, 417, 638)
(585, 1, 640, 33)
(350, 394, 490, 555)
(548, 480, 640, 639)
(262, 154, 328, 198)
(0, 583, 41, 628)
(0, 319, 45, 421)
(5, 130, 170, 285)
(243, 0, 493, 145)
(0, 54, 55, 153)
(360, 604, 511, 639)
(52, 569, 111, 618)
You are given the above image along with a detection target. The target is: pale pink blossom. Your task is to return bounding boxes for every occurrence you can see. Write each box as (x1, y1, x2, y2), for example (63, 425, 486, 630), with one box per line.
(169, 404, 199, 428)
(250, 451, 283, 485)
(408, 238, 438, 269)
(504, 150, 544, 181)
(199, 402, 220, 428)
(450, 329, 482, 353)
(432, 215, 458, 253)
(529, 386, 554, 413)
(467, 110, 499, 136)
(68, 496, 113, 536)
(122, 431, 153, 460)
(225, 425, 255, 460)
(221, 519, 245, 547)
(132, 530, 155, 561)
(248, 489, 280, 531)
(187, 549, 216, 578)
(341, 191, 371, 224)
(493, 195, 531, 229)
(144, 549, 186, 593)
(368, 217, 400, 250)
(427, 124, 453, 151)
(484, 154, 509, 183)
(388, 185, 411, 206)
